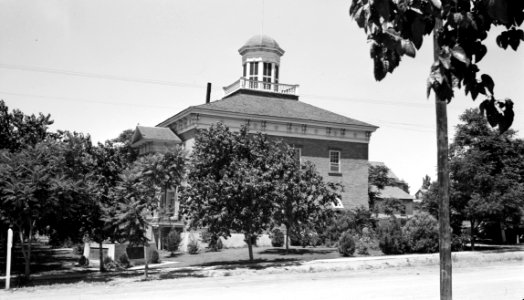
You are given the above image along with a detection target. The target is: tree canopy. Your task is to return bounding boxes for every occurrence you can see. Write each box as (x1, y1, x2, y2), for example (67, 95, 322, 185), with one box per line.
(423, 108, 524, 246)
(183, 123, 287, 260)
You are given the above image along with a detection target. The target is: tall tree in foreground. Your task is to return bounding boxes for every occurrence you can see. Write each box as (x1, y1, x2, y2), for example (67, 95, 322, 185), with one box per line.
(183, 123, 284, 261)
(0, 141, 80, 278)
(349, 0, 522, 298)
(108, 148, 186, 278)
(272, 160, 342, 251)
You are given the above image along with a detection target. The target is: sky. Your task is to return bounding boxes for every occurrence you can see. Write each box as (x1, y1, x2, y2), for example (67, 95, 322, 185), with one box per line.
(1, 0, 523, 193)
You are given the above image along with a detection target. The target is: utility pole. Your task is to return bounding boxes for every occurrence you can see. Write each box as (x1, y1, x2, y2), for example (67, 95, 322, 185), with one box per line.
(433, 17, 452, 300)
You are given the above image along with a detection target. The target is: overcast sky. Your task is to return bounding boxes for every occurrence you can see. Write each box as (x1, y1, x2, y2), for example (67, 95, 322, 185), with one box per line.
(1, 0, 523, 193)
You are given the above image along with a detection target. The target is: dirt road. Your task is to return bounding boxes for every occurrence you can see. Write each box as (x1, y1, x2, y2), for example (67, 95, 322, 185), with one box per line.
(2, 262, 523, 300)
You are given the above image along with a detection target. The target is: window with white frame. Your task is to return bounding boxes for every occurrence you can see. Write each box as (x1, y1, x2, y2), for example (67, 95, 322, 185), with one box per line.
(329, 150, 341, 173)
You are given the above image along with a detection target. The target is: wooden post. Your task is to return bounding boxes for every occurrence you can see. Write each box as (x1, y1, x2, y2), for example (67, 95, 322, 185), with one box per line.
(433, 17, 452, 300)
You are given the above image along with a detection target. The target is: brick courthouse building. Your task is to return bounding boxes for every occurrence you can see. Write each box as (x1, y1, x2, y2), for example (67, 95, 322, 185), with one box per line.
(131, 35, 378, 247)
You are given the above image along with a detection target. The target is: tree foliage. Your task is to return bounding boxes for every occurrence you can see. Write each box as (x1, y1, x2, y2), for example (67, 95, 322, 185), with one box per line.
(450, 109, 524, 243)
(273, 160, 341, 250)
(0, 100, 54, 152)
(368, 163, 410, 213)
(184, 123, 294, 260)
(349, 0, 521, 131)
(423, 109, 524, 245)
(0, 140, 83, 277)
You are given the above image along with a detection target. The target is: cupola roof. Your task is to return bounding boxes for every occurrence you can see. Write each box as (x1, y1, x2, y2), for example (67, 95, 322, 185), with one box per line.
(238, 34, 285, 56)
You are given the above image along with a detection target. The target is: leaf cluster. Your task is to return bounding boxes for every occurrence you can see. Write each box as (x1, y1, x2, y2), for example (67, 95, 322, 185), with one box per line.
(349, 0, 522, 116)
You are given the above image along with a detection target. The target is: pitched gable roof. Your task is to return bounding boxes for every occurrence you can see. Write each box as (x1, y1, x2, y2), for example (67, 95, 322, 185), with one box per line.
(131, 126, 181, 146)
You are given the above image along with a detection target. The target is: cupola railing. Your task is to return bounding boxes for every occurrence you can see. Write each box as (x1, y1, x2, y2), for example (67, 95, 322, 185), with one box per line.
(223, 77, 299, 97)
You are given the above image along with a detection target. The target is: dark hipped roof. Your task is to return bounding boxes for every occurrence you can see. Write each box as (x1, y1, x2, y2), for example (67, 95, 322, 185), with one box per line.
(191, 93, 376, 128)
(131, 126, 181, 145)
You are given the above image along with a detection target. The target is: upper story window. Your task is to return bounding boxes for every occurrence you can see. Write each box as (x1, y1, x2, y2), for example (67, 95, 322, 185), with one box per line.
(243, 63, 246, 77)
(329, 150, 341, 173)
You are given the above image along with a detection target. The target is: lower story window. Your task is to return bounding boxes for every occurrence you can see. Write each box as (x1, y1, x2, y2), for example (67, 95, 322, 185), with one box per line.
(329, 150, 340, 173)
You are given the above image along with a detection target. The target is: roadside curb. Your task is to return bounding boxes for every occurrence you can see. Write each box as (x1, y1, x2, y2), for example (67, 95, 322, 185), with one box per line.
(180, 249, 524, 277)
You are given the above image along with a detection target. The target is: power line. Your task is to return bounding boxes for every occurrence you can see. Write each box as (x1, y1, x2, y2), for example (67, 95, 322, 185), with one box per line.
(0, 90, 436, 133)
(0, 90, 179, 110)
(0, 63, 222, 90)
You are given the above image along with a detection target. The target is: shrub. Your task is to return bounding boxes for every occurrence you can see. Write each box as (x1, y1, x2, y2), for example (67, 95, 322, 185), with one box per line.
(103, 256, 117, 270)
(290, 227, 320, 247)
(200, 228, 212, 244)
(78, 255, 89, 267)
(270, 228, 285, 247)
(187, 236, 200, 254)
(208, 236, 223, 252)
(451, 234, 467, 251)
(149, 250, 160, 264)
(118, 253, 131, 268)
(403, 212, 439, 253)
(167, 230, 182, 254)
(378, 217, 406, 254)
(73, 244, 85, 256)
(320, 207, 374, 247)
(338, 231, 356, 257)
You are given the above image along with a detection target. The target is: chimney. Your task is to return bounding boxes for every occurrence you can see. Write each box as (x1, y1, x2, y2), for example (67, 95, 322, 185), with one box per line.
(206, 82, 212, 104)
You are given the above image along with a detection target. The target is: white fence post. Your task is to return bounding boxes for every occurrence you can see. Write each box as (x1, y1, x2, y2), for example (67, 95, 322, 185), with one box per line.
(5, 228, 13, 290)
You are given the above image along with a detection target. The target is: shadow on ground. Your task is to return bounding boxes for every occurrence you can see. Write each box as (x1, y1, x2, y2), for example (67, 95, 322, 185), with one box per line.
(261, 248, 335, 255)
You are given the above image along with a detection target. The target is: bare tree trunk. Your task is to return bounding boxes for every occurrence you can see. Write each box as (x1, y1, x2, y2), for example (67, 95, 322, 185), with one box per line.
(434, 17, 452, 300)
(25, 222, 33, 279)
(18, 229, 30, 279)
(499, 222, 506, 243)
(143, 245, 149, 279)
(285, 225, 290, 252)
(98, 242, 105, 272)
(470, 219, 475, 251)
(246, 233, 254, 261)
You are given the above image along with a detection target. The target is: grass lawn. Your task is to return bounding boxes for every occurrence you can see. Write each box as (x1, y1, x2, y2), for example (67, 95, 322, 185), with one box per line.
(157, 245, 383, 269)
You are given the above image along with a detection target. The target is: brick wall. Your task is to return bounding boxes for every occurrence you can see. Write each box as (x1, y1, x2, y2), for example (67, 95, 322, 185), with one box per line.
(305, 156, 369, 209)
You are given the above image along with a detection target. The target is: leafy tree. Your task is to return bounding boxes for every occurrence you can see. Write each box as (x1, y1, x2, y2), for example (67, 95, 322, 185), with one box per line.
(422, 175, 432, 190)
(107, 148, 186, 277)
(0, 100, 54, 152)
(111, 129, 134, 145)
(183, 123, 285, 261)
(449, 109, 524, 248)
(368, 164, 410, 214)
(0, 141, 80, 278)
(78, 140, 130, 272)
(273, 160, 341, 250)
